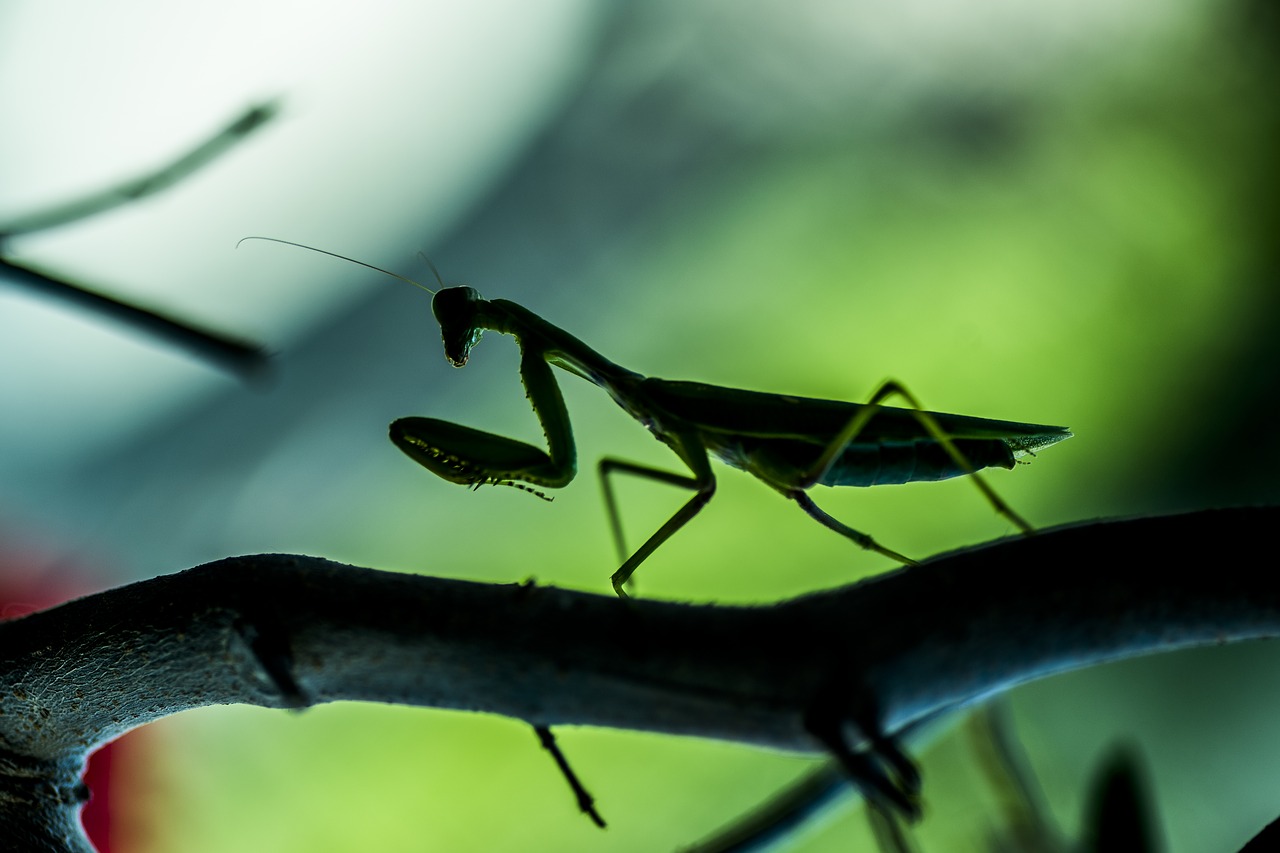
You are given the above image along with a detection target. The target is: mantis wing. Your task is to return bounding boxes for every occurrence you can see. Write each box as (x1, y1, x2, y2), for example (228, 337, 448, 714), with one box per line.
(642, 379, 1071, 452)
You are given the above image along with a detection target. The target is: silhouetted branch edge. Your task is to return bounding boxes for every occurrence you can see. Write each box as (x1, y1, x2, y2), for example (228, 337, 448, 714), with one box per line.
(1, 507, 1273, 851)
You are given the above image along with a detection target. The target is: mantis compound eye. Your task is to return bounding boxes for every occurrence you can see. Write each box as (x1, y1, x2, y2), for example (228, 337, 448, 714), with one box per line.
(432, 286, 483, 367)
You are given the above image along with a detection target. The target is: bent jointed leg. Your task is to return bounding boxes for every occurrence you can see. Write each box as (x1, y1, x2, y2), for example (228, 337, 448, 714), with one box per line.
(533, 725, 606, 828)
(803, 693, 922, 821)
(598, 458, 702, 564)
(597, 432, 716, 597)
(803, 379, 1033, 535)
(790, 490, 919, 566)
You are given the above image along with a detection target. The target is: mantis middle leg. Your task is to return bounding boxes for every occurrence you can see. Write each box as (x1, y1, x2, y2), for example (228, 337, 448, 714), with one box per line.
(597, 432, 716, 597)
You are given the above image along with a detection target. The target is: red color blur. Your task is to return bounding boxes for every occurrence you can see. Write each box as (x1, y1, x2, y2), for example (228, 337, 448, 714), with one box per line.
(1, 549, 144, 853)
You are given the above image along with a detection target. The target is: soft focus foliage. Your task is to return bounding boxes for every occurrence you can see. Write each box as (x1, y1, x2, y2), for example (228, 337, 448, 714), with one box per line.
(2, 0, 1275, 850)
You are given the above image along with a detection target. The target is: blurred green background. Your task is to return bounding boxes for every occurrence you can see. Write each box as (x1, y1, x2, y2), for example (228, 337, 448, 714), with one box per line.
(1, 0, 1277, 850)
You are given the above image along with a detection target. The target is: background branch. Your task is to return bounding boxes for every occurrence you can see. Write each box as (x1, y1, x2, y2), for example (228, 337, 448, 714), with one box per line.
(0, 103, 278, 237)
(1, 507, 1274, 850)
(0, 103, 277, 379)
(0, 256, 269, 379)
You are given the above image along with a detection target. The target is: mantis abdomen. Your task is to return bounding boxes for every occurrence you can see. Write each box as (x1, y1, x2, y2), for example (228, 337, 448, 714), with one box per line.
(707, 435, 1020, 490)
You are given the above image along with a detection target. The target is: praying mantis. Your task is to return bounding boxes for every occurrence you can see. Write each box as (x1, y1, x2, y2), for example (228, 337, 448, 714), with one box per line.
(243, 238, 1071, 596)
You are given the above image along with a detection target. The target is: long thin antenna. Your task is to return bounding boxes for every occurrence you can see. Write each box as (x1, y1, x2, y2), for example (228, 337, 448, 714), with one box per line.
(417, 252, 448, 291)
(237, 236, 436, 295)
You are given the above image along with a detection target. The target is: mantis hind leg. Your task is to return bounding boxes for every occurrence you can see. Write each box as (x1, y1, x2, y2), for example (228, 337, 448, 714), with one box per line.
(790, 491, 919, 566)
(803, 380, 1035, 537)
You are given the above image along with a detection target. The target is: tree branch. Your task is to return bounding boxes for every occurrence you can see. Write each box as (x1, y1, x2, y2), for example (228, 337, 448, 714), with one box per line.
(0, 103, 278, 379)
(0, 102, 279, 237)
(0, 256, 269, 379)
(1, 507, 1274, 850)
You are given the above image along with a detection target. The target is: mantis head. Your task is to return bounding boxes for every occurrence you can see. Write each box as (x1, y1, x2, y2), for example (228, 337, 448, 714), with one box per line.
(432, 286, 485, 367)
(233, 237, 484, 365)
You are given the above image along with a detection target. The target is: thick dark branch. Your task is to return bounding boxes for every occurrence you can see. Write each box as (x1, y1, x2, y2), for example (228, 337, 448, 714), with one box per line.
(1, 507, 1275, 850)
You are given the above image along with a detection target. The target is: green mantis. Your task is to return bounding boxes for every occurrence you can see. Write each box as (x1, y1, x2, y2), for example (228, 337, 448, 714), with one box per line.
(244, 238, 1071, 595)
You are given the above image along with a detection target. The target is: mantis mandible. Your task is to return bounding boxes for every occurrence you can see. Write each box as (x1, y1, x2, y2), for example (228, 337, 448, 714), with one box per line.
(243, 238, 1071, 596)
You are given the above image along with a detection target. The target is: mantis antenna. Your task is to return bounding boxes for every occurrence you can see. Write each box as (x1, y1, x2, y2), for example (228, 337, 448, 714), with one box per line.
(236, 236, 439, 295)
(417, 252, 448, 292)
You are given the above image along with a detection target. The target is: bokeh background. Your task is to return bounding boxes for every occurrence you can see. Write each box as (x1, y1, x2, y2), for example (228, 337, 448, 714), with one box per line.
(1, 0, 1277, 850)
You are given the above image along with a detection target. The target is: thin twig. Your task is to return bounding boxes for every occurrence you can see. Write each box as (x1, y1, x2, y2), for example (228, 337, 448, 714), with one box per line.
(0, 257, 270, 378)
(0, 102, 279, 379)
(0, 102, 279, 237)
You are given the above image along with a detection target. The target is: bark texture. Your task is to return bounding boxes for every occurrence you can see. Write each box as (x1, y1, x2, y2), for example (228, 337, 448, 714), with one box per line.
(0, 508, 1272, 850)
